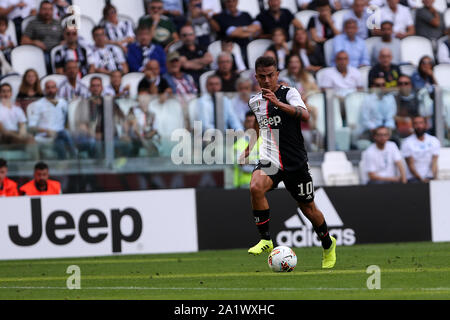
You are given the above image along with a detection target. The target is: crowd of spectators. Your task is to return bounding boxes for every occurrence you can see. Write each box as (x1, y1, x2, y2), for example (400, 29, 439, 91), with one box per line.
(0, 0, 447, 175)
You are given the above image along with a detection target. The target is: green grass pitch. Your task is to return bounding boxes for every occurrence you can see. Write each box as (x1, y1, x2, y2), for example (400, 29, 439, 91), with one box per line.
(0, 241, 449, 300)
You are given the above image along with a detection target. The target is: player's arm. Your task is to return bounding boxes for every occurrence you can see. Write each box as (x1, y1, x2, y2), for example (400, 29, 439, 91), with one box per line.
(262, 88, 310, 122)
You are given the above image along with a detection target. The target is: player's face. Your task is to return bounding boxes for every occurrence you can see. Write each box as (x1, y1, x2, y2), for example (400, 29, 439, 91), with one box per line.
(255, 65, 279, 91)
(34, 169, 49, 186)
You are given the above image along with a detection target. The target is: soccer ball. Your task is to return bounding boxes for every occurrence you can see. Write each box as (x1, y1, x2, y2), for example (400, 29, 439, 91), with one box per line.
(268, 246, 297, 272)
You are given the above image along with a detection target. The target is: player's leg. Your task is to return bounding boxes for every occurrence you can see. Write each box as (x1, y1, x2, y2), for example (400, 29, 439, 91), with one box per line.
(248, 168, 275, 255)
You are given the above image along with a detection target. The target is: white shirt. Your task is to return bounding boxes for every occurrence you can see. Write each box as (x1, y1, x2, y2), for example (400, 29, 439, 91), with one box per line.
(105, 20, 135, 43)
(0, 103, 26, 131)
(0, 0, 36, 19)
(401, 133, 440, 179)
(58, 78, 90, 101)
(28, 97, 68, 132)
(365, 141, 402, 179)
(319, 66, 363, 96)
(90, 45, 126, 72)
(437, 40, 450, 64)
(380, 4, 414, 34)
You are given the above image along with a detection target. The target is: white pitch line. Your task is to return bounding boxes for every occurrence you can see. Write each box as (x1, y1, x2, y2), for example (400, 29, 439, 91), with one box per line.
(1, 286, 450, 292)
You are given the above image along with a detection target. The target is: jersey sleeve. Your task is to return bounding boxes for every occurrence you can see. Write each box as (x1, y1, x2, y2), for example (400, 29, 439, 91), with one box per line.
(286, 87, 307, 110)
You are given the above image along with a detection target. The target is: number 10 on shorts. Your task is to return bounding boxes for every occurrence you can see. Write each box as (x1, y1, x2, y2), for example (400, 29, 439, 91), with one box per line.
(298, 181, 313, 197)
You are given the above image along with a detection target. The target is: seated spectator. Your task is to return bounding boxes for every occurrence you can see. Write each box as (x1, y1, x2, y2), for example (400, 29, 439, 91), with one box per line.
(104, 70, 130, 98)
(0, 0, 37, 41)
(102, 3, 135, 54)
(437, 27, 450, 64)
(370, 21, 401, 65)
(58, 60, 90, 101)
(0, 158, 18, 196)
(415, 0, 444, 41)
(368, 48, 401, 88)
(307, 0, 340, 45)
(19, 161, 62, 195)
(21, 1, 63, 56)
(214, 52, 240, 92)
(343, 0, 370, 40)
(16, 69, 44, 111)
(0, 83, 34, 146)
(163, 51, 198, 98)
(186, 0, 215, 47)
(266, 28, 290, 71)
(256, 0, 303, 40)
(364, 126, 407, 184)
(210, 0, 261, 64)
(50, 0, 70, 21)
(194, 74, 243, 133)
(127, 25, 166, 74)
(211, 38, 247, 73)
(290, 28, 325, 74)
(138, 0, 179, 50)
(280, 54, 318, 97)
(28, 80, 76, 159)
(394, 75, 433, 138)
(359, 77, 398, 141)
(0, 15, 17, 61)
(53, 26, 94, 76)
(332, 18, 370, 68)
(319, 51, 363, 97)
(401, 115, 440, 183)
(378, 0, 415, 39)
(411, 56, 436, 94)
(177, 24, 213, 88)
(138, 59, 170, 95)
(162, 0, 186, 30)
(91, 26, 129, 75)
(231, 77, 253, 125)
(330, 0, 353, 10)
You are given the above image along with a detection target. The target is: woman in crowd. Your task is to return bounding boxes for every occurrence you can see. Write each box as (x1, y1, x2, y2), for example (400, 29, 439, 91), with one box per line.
(291, 28, 325, 74)
(16, 69, 44, 111)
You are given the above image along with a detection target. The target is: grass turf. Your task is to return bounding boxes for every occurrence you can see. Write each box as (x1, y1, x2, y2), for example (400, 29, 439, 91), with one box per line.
(0, 241, 449, 300)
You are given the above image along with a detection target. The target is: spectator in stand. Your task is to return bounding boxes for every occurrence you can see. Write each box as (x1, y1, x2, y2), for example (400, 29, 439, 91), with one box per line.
(138, 59, 170, 95)
(332, 18, 370, 68)
(415, 0, 444, 41)
(411, 56, 437, 94)
(280, 54, 318, 97)
(266, 28, 290, 71)
(194, 74, 243, 133)
(364, 126, 407, 184)
(162, 0, 186, 30)
(186, 0, 215, 47)
(210, 0, 261, 64)
(370, 21, 401, 66)
(343, 0, 370, 40)
(368, 48, 401, 88)
(54, 26, 94, 77)
(214, 52, 240, 92)
(19, 161, 62, 195)
(127, 25, 166, 74)
(0, 158, 18, 196)
(359, 77, 398, 141)
(0, 15, 16, 61)
(307, 0, 340, 46)
(0, 83, 34, 146)
(290, 28, 325, 74)
(49, 0, 70, 21)
(28, 80, 76, 159)
(231, 77, 253, 125)
(104, 70, 130, 98)
(58, 60, 90, 101)
(437, 27, 450, 64)
(91, 26, 129, 75)
(256, 0, 303, 40)
(21, 1, 63, 62)
(102, 4, 135, 54)
(138, 0, 179, 50)
(319, 50, 363, 97)
(0, 0, 36, 41)
(378, 0, 415, 39)
(177, 24, 213, 88)
(162, 51, 198, 96)
(211, 38, 247, 73)
(401, 115, 440, 183)
(16, 69, 44, 111)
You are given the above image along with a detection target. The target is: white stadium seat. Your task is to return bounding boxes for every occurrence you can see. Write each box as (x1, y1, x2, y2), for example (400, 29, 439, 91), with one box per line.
(263, 0, 298, 13)
(358, 65, 371, 89)
(72, 0, 105, 24)
(237, 0, 261, 18)
(437, 148, 450, 180)
(21, 15, 36, 32)
(40, 74, 66, 91)
(111, 0, 146, 25)
(61, 15, 96, 45)
(246, 39, 273, 71)
(295, 10, 318, 29)
(400, 36, 433, 66)
(332, 9, 351, 33)
(322, 151, 360, 186)
(323, 38, 334, 66)
(434, 64, 450, 88)
(445, 8, 450, 27)
(199, 70, 215, 94)
(0, 74, 22, 100)
(121, 72, 145, 99)
(305, 92, 325, 138)
(81, 73, 111, 89)
(5, 18, 17, 46)
(315, 67, 333, 88)
(11, 45, 47, 78)
(399, 64, 416, 77)
(345, 91, 370, 149)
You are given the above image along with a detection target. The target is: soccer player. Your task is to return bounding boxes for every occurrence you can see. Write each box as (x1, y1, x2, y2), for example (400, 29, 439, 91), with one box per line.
(241, 56, 336, 268)
(0, 158, 19, 197)
(19, 162, 62, 196)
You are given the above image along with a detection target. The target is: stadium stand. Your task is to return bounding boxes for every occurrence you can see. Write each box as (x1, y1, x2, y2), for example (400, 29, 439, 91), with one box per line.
(321, 151, 360, 186)
(11, 45, 47, 78)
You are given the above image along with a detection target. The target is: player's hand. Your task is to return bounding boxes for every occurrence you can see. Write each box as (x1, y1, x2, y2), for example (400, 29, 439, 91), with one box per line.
(262, 88, 279, 107)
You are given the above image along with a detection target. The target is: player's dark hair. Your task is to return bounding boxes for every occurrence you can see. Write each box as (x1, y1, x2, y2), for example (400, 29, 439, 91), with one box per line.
(40, 0, 52, 9)
(34, 162, 49, 171)
(255, 56, 277, 71)
(0, 158, 7, 168)
(316, 0, 330, 7)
